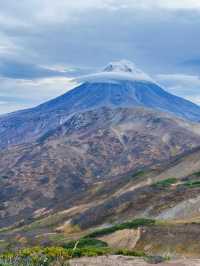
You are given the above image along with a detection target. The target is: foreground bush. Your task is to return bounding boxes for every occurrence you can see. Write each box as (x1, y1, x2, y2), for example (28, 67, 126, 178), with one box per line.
(0, 245, 150, 265)
(0, 246, 111, 266)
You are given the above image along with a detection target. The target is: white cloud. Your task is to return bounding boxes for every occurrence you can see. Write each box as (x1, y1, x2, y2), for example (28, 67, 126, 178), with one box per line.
(157, 73, 200, 85)
(0, 33, 19, 56)
(123, 0, 200, 10)
(1, 0, 200, 114)
(0, 76, 76, 100)
(46, 0, 200, 10)
(0, 76, 76, 114)
(156, 0, 200, 9)
(2, 0, 200, 25)
(0, 102, 31, 115)
(156, 73, 200, 105)
(58, 0, 200, 11)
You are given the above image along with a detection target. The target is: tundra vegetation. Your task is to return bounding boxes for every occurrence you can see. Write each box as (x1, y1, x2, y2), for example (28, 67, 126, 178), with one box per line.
(0, 218, 168, 266)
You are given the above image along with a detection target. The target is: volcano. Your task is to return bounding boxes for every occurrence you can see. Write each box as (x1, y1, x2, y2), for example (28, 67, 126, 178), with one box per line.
(1, 60, 200, 150)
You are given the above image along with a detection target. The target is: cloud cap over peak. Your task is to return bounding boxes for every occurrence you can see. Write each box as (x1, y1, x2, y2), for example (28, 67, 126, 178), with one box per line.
(0, 0, 200, 114)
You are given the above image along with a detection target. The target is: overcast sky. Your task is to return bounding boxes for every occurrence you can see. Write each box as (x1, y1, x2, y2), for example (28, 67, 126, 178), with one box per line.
(1, 0, 200, 113)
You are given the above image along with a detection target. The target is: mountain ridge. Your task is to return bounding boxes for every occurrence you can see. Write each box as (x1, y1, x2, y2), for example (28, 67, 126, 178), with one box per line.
(1, 65, 200, 150)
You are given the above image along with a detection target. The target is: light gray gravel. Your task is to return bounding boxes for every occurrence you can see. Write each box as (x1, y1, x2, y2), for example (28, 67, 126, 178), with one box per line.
(69, 255, 200, 266)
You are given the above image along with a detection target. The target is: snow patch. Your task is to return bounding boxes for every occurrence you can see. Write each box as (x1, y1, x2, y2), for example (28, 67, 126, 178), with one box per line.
(75, 60, 154, 84)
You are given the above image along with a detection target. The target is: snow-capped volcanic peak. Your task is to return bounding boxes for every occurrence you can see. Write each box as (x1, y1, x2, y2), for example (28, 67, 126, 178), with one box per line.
(104, 60, 143, 74)
(76, 60, 154, 84)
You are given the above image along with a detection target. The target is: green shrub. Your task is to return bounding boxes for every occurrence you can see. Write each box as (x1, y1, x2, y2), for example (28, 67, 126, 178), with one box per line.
(63, 238, 107, 249)
(153, 178, 177, 188)
(84, 218, 155, 238)
(193, 171, 200, 177)
(183, 180, 200, 188)
(75, 247, 110, 257)
(132, 170, 145, 178)
(114, 249, 145, 257)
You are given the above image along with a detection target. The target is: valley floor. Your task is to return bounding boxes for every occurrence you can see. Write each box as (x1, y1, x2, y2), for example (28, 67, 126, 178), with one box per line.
(69, 256, 200, 266)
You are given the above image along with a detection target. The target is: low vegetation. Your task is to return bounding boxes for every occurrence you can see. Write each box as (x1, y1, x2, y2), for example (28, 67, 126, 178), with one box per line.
(0, 218, 170, 265)
(63, 238, 108, 249)
(84, 218, 155, 238)
(114, 249, 145, 257)
(153, 178, 178, 188)
(152, 176, 200, 189)
(0, 245, 151, 266)
(131, 170, 145, 178)
(183, 180, 200, 188)
(0, 246, 109, 266)
(0, 245, 170, 266)
(193, 171, 200, 177)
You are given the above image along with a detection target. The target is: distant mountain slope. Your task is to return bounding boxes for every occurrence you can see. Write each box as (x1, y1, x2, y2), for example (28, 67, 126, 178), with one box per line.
(1, 107, 200, 228)
(1, 60, 200, 149)
(71, 145, 200, 230)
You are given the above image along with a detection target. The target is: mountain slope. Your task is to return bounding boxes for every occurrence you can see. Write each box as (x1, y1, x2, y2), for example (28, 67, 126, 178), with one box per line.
(1, 60, 200, 150)
(1, 107, 200, 228)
